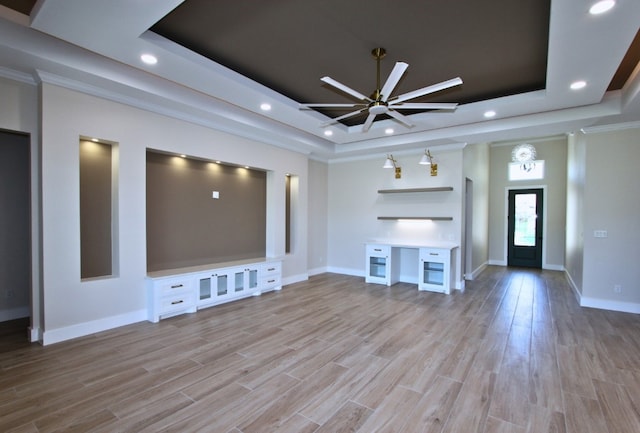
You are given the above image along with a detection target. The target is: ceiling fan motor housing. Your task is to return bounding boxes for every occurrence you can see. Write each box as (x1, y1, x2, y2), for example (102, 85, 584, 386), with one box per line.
(369, 101, 389, 115)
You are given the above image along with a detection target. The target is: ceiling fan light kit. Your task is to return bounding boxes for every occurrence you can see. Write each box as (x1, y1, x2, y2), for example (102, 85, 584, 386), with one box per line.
(301, 47, 463, 133)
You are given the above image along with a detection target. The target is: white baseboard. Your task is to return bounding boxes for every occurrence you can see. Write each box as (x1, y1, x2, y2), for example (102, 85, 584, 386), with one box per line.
(564, 271, 582, 305)
(579, 296, 640, 314)
(28, 326, 41, 343)
(282, 272, 308, 286)
(0, 306, 29, 322)
(42, 309, 147, 346)
(307, 266, 328, 277)
(465, 262, 488, 281)
(326, 266, 363, 277)
(564, 270, 640, 314)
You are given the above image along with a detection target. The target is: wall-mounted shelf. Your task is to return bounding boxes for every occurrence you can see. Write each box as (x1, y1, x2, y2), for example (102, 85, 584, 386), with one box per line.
(377, 187, 453, 193)
(378, 216, 453, 221)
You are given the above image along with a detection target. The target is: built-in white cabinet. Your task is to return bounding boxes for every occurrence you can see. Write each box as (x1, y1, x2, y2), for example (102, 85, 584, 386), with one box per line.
(419, 247, 452, 294)
(365, 244, 400, 286)
(148, 259, 282, 322)
(260, 262, 282, 292)
(365, 242, 457, 293)
(147, 276, 197, 323)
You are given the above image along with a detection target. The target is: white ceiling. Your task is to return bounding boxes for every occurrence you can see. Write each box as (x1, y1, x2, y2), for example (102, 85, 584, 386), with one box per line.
(0, 0, 639, 160)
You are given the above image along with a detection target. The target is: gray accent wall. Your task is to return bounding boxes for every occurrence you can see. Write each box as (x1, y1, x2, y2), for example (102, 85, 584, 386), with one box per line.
(146, 151, 267, 272)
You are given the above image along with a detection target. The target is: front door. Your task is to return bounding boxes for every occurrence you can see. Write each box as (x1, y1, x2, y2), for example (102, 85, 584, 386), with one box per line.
(507, 188, 543, 268)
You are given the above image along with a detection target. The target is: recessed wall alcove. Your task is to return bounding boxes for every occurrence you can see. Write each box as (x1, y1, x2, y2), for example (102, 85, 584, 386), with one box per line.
(145, 150, 267, 272)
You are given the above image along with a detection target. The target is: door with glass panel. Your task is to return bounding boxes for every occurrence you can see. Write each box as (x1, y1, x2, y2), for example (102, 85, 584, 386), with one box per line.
(507, 188, 543, 268)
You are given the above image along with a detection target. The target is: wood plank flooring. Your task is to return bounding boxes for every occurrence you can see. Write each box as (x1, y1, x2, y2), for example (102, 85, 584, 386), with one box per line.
(2, 266, 640, 432)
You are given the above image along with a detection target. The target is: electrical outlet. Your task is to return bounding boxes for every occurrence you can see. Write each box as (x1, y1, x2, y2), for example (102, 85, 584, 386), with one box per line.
(614, 284, 622, 293)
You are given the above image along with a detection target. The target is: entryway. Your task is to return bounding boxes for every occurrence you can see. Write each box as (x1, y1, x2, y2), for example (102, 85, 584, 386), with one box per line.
(507, 188, 543, 268)
(0, 130, 31, 325)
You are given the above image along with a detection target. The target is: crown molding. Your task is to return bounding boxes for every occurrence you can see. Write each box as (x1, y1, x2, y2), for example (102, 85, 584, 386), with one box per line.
(580, 120, 640, 134)
(0, 67, 37, 85)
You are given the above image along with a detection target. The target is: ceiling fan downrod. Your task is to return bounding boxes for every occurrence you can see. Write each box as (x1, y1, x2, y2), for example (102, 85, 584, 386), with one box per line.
(370, 47, 387, 110)
(371, 47, 386, 101)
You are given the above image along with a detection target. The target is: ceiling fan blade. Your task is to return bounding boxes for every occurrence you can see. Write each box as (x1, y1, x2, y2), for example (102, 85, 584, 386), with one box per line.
(321, 108, 368, 127)
(300, 103, 364, 109)
(321, 76, 372, 102)
(388, 102, 458, 110)
(392, 77, 463, 104)
(387, 109, 414, 128)
(362, 113, 376, 132)
(380, 62, 408, 102)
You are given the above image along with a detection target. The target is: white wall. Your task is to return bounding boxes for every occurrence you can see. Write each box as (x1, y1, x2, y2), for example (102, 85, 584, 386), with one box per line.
(578, 127, 640, 312)
(307, 159, 328, 275)
(565, 133, 585, 295)
(39, 82, 309, 344)
(488, 137, 568, 269)
(327, 147, 464, 287)
(463, 142, 490, 278)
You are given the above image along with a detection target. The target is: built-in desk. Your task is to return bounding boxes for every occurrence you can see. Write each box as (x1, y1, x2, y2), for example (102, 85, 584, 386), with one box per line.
(365, 242, 458, 294)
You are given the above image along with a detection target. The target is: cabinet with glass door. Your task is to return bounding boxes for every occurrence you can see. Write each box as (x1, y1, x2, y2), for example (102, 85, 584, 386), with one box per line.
(365, 244, 400, 286)
(418, 247, 452, 294)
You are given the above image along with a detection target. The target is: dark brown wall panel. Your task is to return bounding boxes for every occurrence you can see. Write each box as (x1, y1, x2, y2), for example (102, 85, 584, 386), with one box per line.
(80, 140, 113, 279)
(146, 151, 266, 272)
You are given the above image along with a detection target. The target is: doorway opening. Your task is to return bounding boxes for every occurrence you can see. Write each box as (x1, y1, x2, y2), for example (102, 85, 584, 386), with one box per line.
(507, 188, 543, 268)
(0, 130, 31, 325)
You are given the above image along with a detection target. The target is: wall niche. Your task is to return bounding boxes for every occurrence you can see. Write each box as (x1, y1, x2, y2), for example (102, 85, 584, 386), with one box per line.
(146, 150, 266, 272)
(80, 138, 118, 280)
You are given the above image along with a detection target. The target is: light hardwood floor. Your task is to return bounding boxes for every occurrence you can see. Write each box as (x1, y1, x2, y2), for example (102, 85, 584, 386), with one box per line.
(2, 266, 640, 432)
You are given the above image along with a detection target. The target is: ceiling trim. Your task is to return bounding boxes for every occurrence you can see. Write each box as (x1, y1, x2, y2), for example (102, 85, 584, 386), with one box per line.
(580, 120, 640, 134)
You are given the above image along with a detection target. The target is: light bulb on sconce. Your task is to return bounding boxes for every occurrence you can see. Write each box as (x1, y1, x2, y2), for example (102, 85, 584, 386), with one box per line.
(419, 149, 438, 176)
(383, 154, 401, 179)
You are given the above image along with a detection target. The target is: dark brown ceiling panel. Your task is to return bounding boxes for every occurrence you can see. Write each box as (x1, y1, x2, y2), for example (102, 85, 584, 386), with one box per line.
(608, 29, 640, 91)
(151, 0, 551, 125)
(0, 0, 36, 15)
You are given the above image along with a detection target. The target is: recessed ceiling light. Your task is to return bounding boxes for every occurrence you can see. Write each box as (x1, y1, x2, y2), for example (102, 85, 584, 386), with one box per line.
(589, 0, 615, 15)
(324, 130, 333, 136)
(244, 165, 250, 169)
(385, 128, 394, 135)
(260, 103, 271, 111)
(91, 138, 99, 142)
(180, 154, 187, 158)
(140, 53, 158, 65)
(484, 110, 496, 118)
(570, 80, 587, 90)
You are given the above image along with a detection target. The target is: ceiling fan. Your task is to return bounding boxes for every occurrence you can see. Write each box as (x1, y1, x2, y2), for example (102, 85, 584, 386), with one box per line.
(300, 48, 463, 132)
